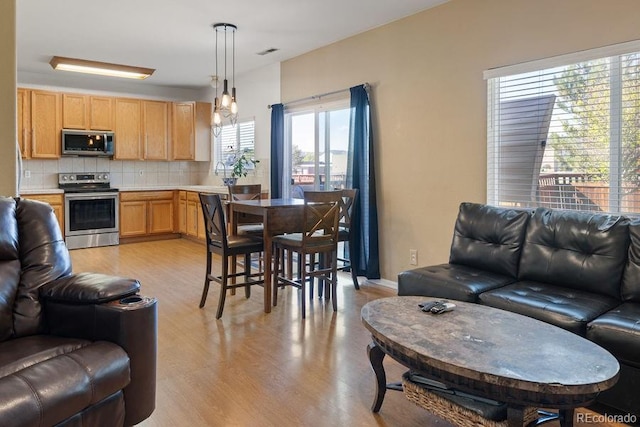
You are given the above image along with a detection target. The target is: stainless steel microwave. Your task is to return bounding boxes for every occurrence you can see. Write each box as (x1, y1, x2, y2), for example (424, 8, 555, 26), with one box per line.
(62, 129, 114, 157)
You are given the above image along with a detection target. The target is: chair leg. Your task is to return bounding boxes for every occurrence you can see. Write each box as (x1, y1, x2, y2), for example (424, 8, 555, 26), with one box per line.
(244, 253, 252, 299)
(199, 250, 212, 308)
(273, 246, 281, 306)
(331, 251, 338, 312)
(300, 253, 307, 319)
(230, 255, 237, 296)
(347, 240, 360, 290)
(309, 253, 315, 298)
(216, 254, 229, 319)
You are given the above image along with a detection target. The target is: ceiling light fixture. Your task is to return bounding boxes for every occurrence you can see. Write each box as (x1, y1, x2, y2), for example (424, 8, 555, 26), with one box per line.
(49, 56, 155, 80)
(211, 23, 238, 137)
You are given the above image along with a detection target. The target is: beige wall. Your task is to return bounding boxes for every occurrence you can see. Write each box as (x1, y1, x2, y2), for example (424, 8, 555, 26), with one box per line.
(281, 0, 640, 282)
(0, 0, 17, 197)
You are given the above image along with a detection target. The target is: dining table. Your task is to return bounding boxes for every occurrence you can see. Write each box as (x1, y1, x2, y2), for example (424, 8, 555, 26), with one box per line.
(229, 198, 305, 313)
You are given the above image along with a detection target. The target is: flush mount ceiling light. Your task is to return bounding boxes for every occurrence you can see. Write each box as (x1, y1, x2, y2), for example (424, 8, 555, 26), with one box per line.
(211, 23, 238, 137)
(49, 56, 155, 80)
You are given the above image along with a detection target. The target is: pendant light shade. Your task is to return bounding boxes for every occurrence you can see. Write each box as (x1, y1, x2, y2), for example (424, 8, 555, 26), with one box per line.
(211, 23, 238, 137)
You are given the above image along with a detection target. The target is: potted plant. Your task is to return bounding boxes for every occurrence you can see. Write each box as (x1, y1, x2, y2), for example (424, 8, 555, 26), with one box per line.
(219, 147, 259, 186)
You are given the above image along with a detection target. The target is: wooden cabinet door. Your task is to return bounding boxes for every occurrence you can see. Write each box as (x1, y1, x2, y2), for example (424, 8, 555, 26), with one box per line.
(90, 96, 114, 130)
(31, 90, 61, 158)
(62, 93, 88, 129)
(120, 200, 147, 237)
(178, 192, 187, 233)
(143, 100, 170, 160)
(115, 98, 143, 160)
(148, 200, 174, 234)
(186, 198, 199, 237)
(172, 102, 195, 160)
(17, 88, 31, 159)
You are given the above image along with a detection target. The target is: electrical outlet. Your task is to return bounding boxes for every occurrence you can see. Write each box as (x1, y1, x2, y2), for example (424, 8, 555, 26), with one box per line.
(410, 249, 418, 265)
(138, 170, 144, 176)
(24, 170, 31, 178)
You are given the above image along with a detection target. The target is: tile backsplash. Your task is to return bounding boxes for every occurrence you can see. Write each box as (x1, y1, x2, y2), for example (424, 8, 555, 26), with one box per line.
(20, 158, 211, 190)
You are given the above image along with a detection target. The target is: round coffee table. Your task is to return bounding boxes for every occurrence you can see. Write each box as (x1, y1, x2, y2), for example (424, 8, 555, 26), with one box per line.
(361, 296, 620, 427)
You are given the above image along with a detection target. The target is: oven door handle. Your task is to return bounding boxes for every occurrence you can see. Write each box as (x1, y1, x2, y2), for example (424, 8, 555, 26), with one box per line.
(65, 192, 119, 200)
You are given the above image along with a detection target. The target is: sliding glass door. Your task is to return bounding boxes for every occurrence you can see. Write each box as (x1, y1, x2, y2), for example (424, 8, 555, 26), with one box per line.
(284, 102, 350, 198)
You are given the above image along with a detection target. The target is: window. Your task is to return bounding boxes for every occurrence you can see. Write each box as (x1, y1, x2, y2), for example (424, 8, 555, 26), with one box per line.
(214, 119, 256, 168)
(284, 101, 350, 198)
(486, 41, 640, 215)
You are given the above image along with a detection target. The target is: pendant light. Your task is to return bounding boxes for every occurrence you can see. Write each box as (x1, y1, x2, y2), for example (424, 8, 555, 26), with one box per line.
(212, 23, 238, 137)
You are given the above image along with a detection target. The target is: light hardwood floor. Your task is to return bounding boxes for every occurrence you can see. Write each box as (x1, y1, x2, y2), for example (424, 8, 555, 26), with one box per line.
(69, 239, 627, 427)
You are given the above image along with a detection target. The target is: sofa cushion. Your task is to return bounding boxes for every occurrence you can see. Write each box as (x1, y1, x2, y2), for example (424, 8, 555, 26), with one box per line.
(398, 263, 516, 302)
(479, 281, 620, 335)
(0, 335, 130, 427)
(621, 220, 640, 302)
(518, 208, 629, 299)
(587, 302, 640, 368)
(449, 202, 530, 278)
(0, 198, 19, 342)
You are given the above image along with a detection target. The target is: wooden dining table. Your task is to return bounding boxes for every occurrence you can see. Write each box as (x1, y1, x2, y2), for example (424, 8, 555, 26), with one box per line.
(229, 198, 305, 313)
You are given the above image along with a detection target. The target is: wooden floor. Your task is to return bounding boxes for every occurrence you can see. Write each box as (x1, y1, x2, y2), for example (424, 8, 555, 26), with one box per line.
(69, 239, 627, 427)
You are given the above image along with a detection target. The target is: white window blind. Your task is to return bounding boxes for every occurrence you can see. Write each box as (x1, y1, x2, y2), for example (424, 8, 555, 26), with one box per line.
(487, 44, 640, 215)
(215, 119, 256, 167)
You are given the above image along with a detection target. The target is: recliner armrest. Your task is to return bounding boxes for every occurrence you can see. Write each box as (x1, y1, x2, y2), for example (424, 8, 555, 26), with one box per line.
(40, 272, 140, 304)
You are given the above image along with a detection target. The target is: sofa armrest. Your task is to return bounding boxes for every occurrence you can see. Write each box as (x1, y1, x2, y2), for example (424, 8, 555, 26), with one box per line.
(41, 274, 156, 426)
(40, 272, 140, 303)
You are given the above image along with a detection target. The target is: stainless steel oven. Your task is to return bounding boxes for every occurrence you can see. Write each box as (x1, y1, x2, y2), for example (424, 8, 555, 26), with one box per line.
(59, 173, 119, 250)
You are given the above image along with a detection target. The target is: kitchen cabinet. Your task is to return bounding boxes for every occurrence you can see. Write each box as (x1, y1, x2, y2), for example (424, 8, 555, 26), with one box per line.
(21, 194, 64, 234)
(17, 88, 31, 159)
(178, 191, 187, 234)
(143, 100, 170, 160)
(30, 90, 62, 158)
(120, 191, 175, 237)
(62, 94, 114, 130)
(114, 98, 143, 160)
(172, 101, 211, 161)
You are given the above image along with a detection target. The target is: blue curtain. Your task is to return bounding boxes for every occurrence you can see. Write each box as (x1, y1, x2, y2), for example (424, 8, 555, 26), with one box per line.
(347, 85, 380, 279)
(270, 103, 284, 198)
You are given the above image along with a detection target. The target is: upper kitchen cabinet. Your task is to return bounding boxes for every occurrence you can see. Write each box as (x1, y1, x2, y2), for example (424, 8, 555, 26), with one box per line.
(143, 100, 170, 160)
(17, 88, 31, 159)
(62, 94, 114, 131)
(30, 90, 62, 158)
(114, 98, 143, 160)
(172, 101, 211, 161)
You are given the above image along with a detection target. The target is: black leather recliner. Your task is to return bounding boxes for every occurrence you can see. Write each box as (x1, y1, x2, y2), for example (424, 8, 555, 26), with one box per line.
(0, 197, 157, 427)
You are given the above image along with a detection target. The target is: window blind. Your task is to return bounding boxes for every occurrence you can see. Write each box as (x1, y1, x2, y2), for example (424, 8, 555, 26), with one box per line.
(215, 119, 256, 166)
(487, 46, 640, 215)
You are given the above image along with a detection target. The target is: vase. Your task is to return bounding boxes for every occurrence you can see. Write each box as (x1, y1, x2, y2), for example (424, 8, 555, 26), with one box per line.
(222, 177, 238, 186)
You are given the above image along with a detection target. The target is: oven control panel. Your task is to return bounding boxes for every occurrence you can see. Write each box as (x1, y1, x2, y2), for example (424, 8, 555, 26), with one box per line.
(59, 172, 110, 185)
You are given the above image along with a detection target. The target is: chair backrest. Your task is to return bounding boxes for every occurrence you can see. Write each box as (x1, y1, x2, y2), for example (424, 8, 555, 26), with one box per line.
(228, 184, 262, 201)
(339, 188, 358, 230)
(302, 191, 342, 249)
(199, 193, 227, 248)
(228, 184, 262, 224)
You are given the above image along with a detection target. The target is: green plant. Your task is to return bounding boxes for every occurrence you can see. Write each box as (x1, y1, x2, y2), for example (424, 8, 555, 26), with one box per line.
(230, 151, 260, 178)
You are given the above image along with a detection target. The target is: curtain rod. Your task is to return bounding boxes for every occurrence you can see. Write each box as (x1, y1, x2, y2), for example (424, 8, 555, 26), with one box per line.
(268, 82, 369, 109)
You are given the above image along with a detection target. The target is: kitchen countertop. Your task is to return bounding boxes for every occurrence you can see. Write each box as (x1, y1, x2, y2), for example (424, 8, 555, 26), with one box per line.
(19, 185, 241, 195)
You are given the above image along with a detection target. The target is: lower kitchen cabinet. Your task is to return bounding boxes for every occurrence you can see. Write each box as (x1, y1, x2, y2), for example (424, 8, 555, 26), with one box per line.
(120, 191, 175, 238)
(20, 193, 64, 235)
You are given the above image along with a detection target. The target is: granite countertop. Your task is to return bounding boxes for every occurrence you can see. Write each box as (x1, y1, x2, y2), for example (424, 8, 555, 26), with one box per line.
(19, 185, 233, 195)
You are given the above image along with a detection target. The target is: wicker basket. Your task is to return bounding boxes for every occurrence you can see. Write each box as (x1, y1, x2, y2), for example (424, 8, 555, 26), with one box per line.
(402, 373, 538, 427)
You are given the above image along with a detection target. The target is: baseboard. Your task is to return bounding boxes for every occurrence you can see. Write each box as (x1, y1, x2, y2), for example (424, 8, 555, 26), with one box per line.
(367, 278, 397, 290)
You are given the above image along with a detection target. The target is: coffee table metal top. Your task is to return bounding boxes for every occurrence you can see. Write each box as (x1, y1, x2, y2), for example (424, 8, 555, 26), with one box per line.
(361, 296, 619, 402)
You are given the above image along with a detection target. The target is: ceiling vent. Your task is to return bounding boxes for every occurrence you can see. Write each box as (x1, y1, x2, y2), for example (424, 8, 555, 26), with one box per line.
(257, 48, 279, 56)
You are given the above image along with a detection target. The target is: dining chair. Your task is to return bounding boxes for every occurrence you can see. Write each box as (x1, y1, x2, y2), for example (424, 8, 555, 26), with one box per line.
(272, 190, 342, 318)
(337, 188, 360, 289)
(199, 193, 264, 319)
(227, 184, 264, 237)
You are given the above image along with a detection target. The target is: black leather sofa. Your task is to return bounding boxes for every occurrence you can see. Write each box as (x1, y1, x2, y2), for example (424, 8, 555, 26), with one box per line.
(0, 197, 157, 427)
(398, 202, 640, 417)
